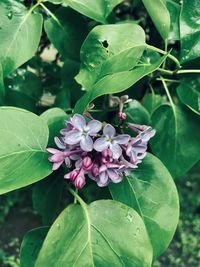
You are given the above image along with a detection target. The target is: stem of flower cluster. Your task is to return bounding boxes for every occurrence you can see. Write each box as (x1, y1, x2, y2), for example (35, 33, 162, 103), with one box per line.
(74, 189, 78, 204)
(69, 188, 86, 207)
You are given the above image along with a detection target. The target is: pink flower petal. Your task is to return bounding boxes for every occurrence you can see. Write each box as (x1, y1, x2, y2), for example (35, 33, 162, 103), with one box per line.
(52, 162, 63, 170)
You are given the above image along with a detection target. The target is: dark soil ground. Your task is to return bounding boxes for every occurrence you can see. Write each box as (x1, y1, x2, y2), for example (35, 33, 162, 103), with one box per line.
(0, 163, 200, 267)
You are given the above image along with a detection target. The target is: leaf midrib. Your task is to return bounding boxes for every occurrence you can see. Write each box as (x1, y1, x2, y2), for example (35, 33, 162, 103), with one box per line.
(79, 201, 95, 267)
(4, 6, 34, 60)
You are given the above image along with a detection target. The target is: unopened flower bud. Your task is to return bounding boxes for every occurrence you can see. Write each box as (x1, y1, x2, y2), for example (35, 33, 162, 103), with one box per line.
(74, 175, 86, 189)
(91, 163, 99, 177)
(82, 156, 93, 170)
(118, 111, 127, 121)
(64, 169, 79, 181)
(102, 149, 113, 163)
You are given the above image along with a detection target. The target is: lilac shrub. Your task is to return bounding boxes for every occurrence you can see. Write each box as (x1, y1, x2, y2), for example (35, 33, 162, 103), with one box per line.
(47, 113, 155, 189)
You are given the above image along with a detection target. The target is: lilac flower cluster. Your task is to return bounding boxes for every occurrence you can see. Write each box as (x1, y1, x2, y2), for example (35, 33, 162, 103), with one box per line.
(47, 114, 155, 189)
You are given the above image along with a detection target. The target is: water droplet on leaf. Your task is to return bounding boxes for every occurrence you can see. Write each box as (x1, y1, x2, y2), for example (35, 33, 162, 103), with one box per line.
(7, 11, 13, 20)
(126, 211, 133, 222)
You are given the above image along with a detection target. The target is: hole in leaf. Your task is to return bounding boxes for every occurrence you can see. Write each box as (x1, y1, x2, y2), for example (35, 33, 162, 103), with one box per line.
(102, 40, 109, 48)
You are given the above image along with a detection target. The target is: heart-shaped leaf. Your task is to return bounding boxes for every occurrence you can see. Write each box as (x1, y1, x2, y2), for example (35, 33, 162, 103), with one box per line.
(109, 153, 179, 259)
(20, 227, 49, 267)
(74, 55, 166, 113)
(0, 0, 43, 76)
(0, 107, 52, 195)
(63, 0, 123, 24)
(35, 200, 153, 267)
(76, 23, 146, 90)
(150, 104, 200, 177)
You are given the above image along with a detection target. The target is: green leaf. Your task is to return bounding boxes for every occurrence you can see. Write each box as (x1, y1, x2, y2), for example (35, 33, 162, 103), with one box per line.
(0, 107, 52, 195)
(177, 76, 200, 115)
(40, 108, 68, 147)
(180, 0, 200, 63)
(44, 7, 88, 61)
(74, 55, 167, 114)
(125, 100, 150, 125)
(143, 92, 165, 115)
(150, 104, 200, 177)
(63, 0, 123, 24)
(76, 23, 146, 90)
(32, 173, 64, 225)
(5, 69, 43, 101)
(20, 227, 49, 267)
(141, 0, 170, 40)
(0, 63, 5, 105)
(109, 153, 179, 259)
(4, 69, 43, 112)
(0, 0, 43, 76)
(35, 200, 153, 267)
(166, 0, 180, 41)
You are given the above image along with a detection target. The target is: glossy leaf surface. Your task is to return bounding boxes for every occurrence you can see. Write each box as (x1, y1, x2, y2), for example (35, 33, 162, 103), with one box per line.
(180, 0, 200, 62)
(44, 7, 88, 61)
(125, 100, 150, 125)
(63, 0, 123, 24)
(35, 200, 153, 267)
(177, 76, 200, 115)
(141, 0, 170, 40)
(0, 0, 43, 76)
(20, 227, 49, 267)
(166, 0, 180, 41)
(74, 55, 166, 113)
(0, 107, 52, 195)
(151, 104, 200, 177)
(76, 23, 146, 90)
(109, 153, 179, 259)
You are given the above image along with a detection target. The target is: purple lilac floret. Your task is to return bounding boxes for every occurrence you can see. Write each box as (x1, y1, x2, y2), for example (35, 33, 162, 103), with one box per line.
(47, 114, 155, 189)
